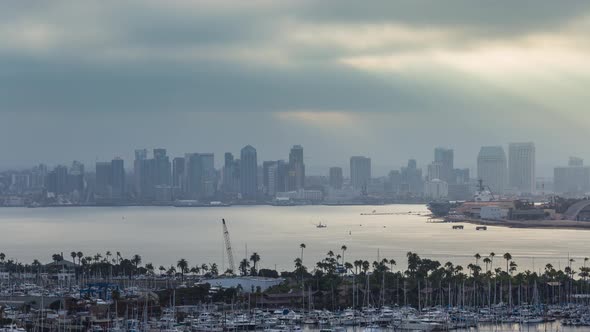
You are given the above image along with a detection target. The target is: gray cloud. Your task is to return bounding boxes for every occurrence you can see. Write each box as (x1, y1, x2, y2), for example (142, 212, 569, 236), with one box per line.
(0, 1, 589, 174)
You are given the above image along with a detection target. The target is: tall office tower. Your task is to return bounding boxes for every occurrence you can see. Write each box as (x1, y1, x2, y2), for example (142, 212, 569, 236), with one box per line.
(240, 145, 258, 199)
(350, 156, 371, 190)
(184, 153, 202, 198)
(200, 153, 216, 198)
(263, 161, 278, 195)
(68, 160, 85, 193)
(508, 142, 536, 193)
(222, 153, 236, 193)
(275, 160, 288, 193)
(46, 165, 69, 195)
(172, 157, 185, 188)
(434, 147, 454, 183)
(554, 157, 590, 195)
(133, 149, 147, 196)
(31, 164, 48, 189)
(153, 148, 171, 186)
(267, 162, 279, 196)
(95, 162, 112, 197)
(288, 145, 305, 191)
(427, 162, 442, 181)
(111, 158, 125, 198)
(477, 146, 507, 194)
(329, 167, 343, 189)
(400, 159, 423, 194)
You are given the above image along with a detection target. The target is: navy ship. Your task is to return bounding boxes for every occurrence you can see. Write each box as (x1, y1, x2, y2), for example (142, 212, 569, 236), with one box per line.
(427, 201, 452, 217)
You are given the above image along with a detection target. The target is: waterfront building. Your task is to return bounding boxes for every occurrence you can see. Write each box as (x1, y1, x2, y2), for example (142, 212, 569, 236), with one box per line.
(434, 147, 454, 183)
(240, 145, 258, 199)
(508, 142, 536, 194)
(350, 156, 371, 190)
(477, 146, 507, 194)
(554, 157, 590, 196)
(46, 165, 69, 195)
(329, 167, 343, 189)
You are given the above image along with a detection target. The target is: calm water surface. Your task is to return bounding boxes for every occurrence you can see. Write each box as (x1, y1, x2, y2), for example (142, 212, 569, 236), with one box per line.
(0, 205, 588, 272)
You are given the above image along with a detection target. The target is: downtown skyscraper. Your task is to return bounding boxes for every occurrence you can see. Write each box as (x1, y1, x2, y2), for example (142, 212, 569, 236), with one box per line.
(288, 145, 305, 191)
(477, 146, 507, 194)
(350, 156, 371, 190)
(240, 145, 258, 199)
(508, 142, 536, 194)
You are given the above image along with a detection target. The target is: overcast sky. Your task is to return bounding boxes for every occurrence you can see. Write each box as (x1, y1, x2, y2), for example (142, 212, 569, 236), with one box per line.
(2, 1, 590, 176)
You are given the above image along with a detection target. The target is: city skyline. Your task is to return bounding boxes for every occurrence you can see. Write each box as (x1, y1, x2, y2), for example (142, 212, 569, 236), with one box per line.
(0, 141, 580, 179)
(2, 2, 590, 173)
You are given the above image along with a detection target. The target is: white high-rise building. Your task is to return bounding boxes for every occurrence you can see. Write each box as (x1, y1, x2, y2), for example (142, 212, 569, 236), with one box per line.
(508, 142, 536, 194)
(477, 146, 507, 194)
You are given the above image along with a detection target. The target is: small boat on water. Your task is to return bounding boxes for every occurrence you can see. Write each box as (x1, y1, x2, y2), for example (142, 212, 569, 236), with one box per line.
(316, 222, 327, 228)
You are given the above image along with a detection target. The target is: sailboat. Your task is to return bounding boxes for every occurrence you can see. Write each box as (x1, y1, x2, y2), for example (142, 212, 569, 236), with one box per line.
(316, 222, 327, 228)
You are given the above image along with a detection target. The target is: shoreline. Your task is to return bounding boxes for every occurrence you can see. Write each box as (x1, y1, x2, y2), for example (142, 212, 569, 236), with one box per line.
(446, 217, 590, 230)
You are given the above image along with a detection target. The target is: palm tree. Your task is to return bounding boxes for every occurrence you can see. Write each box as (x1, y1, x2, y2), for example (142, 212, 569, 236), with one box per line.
(344, 262, 353, 274)
(190, 265, 201, 275)
(70, 251, 77, 264)
(354, 260, 362, 274)
(341, 245, 347, 265)
(76, 252, 83, 265)
(489, 252, 496, 271)
(250, 252, 261, 274)
(474, 253, 481, 266)
(503, 253, 512, 272)
(300, 243, 306, 262)
(361, 260, 370, 274)
(239, 259, 250, 276)
(145, 263, 154, 275)
(201, 264, 209, 274)
(389, 259, 396, 272)
(159, 265, 166, 276)
(483, 257, 491, 271)
(132, 254, 142, 270)
(210, 263, 218, 276)
(116, 251, 122, 264)
(0, 253, 5, 262)
(177, 258, 189, 280)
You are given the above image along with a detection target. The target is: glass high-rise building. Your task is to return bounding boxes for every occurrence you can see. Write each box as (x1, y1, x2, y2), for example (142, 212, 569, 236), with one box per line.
(240, 145, 258, 199)
(288, 145, 305, 191)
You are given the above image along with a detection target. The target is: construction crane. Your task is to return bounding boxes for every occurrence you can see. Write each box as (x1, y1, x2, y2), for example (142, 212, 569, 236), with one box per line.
(221, 218, 236, 274)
